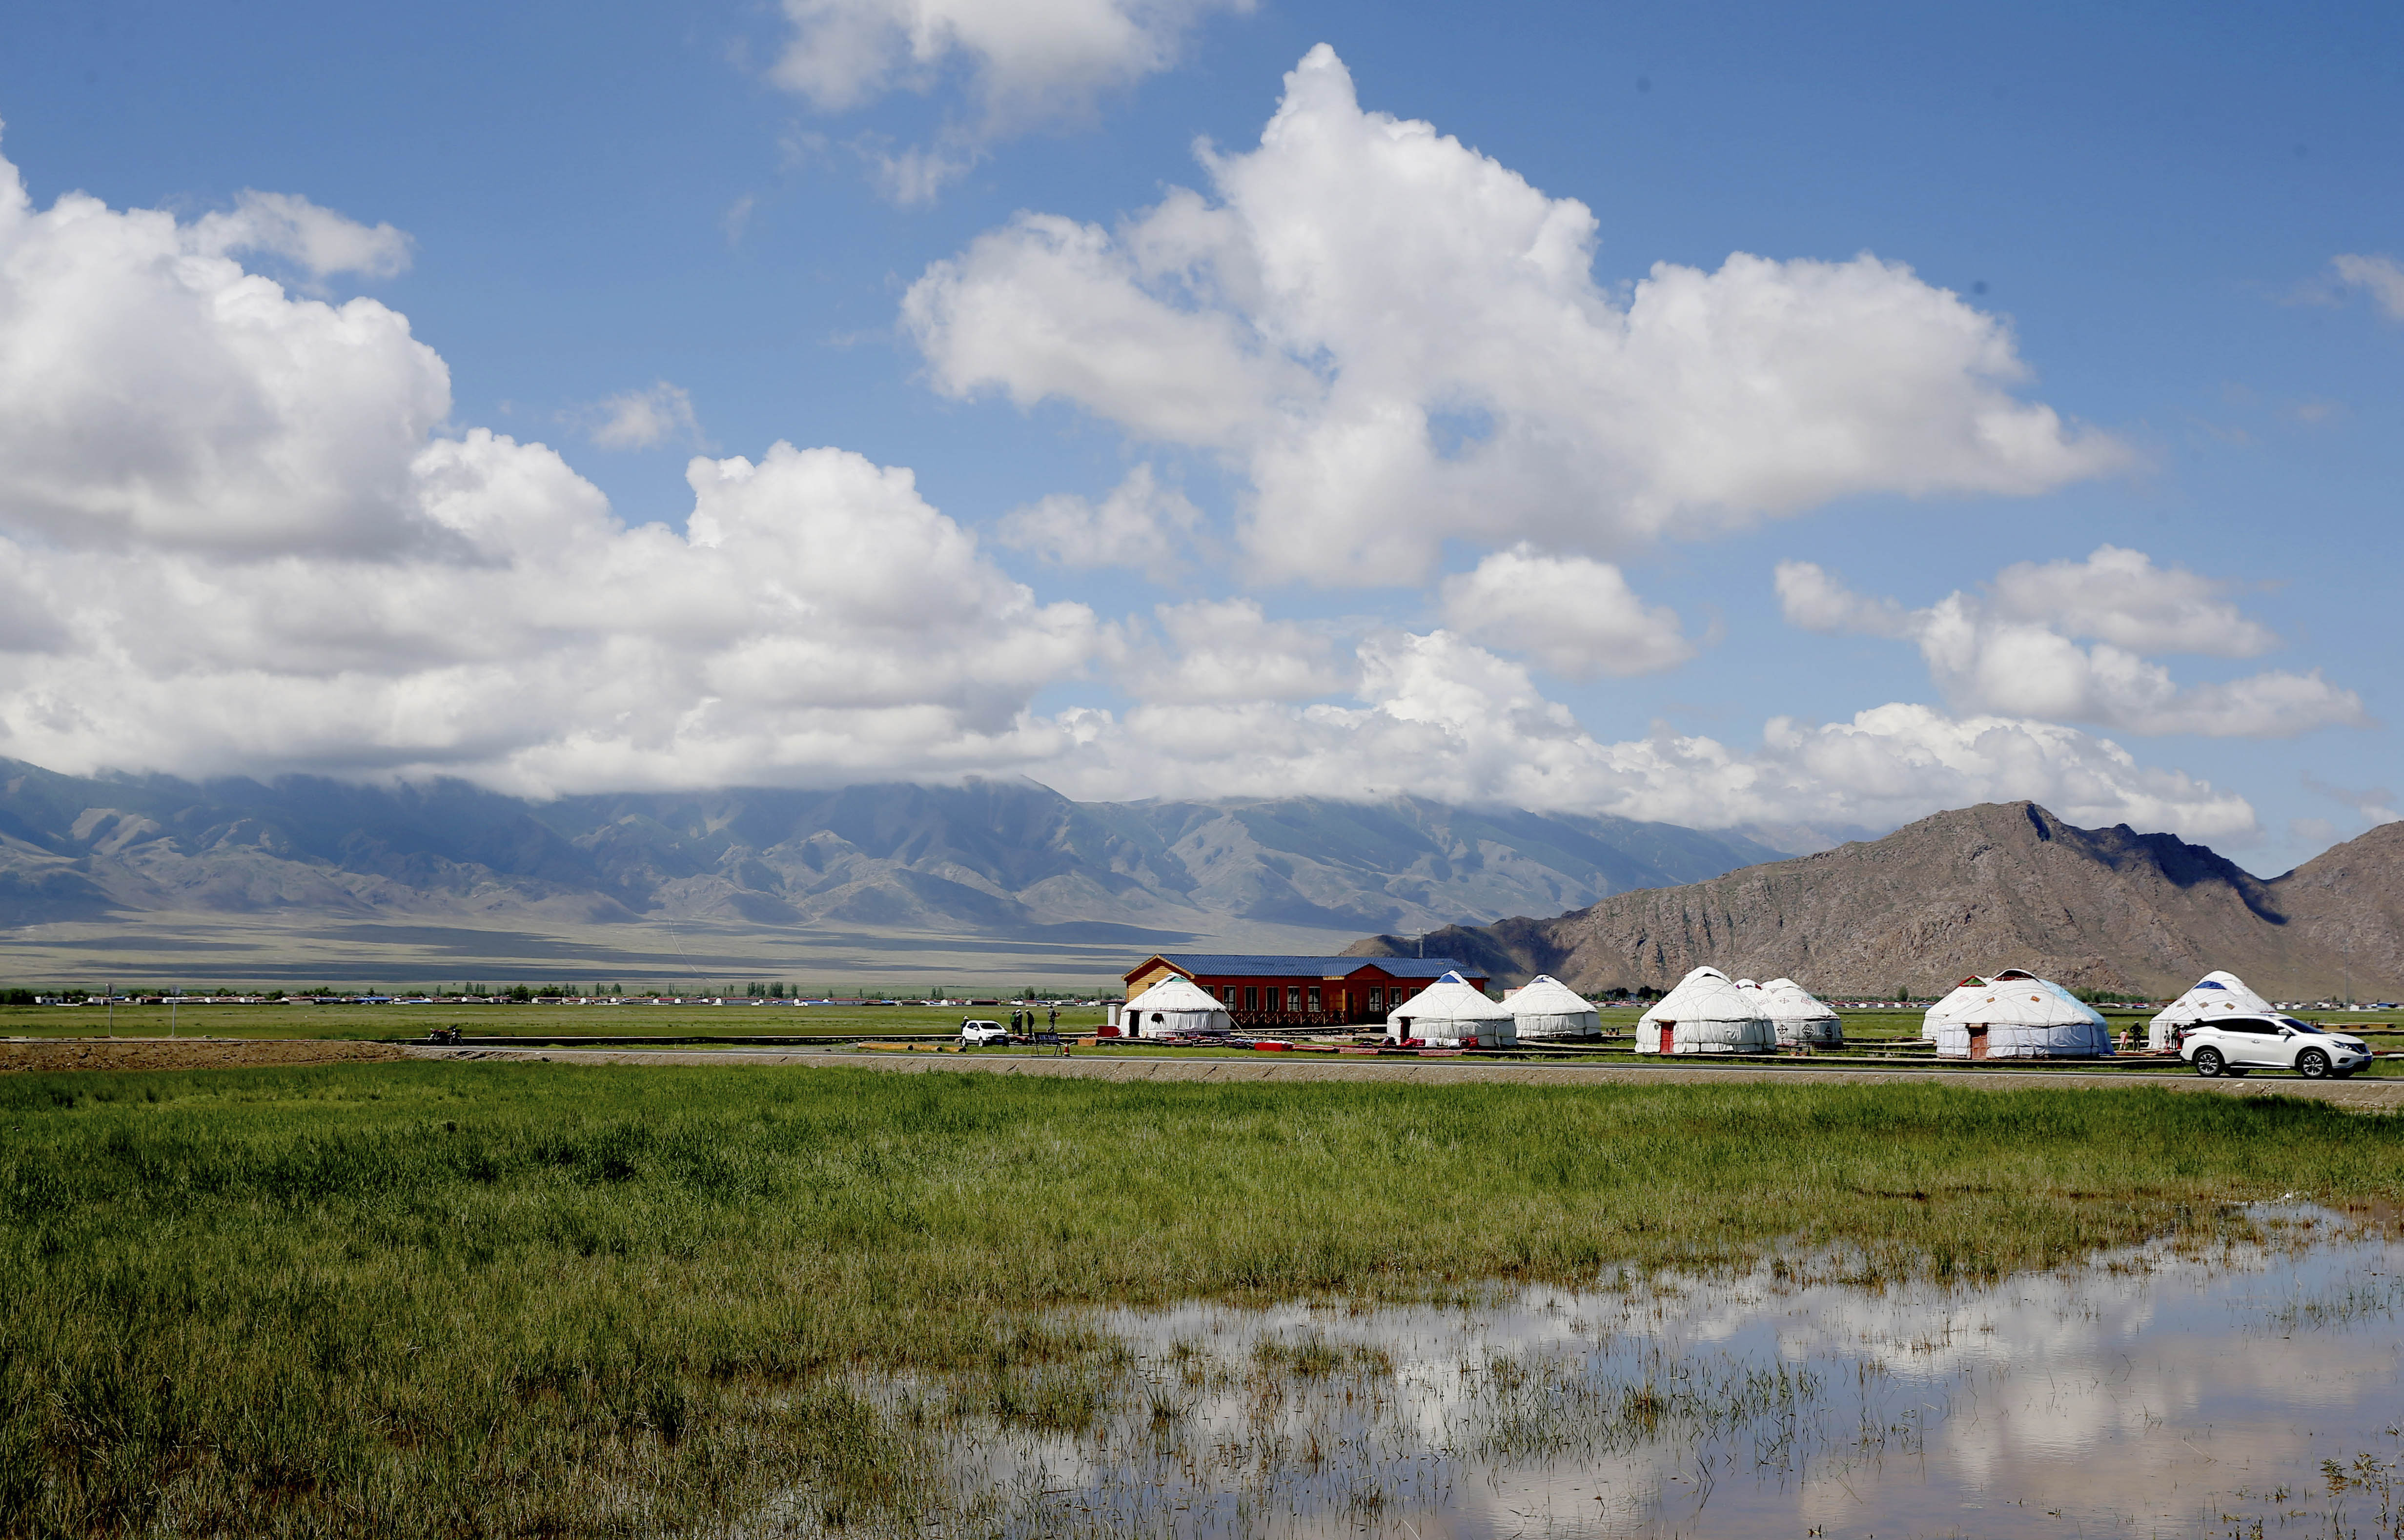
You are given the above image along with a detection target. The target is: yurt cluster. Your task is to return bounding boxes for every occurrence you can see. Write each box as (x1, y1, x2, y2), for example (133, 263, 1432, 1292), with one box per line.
(1113, 951, 2306, 1061)
(1115, 963, 1848, 1052)
(1632, 963, 2299, 1059)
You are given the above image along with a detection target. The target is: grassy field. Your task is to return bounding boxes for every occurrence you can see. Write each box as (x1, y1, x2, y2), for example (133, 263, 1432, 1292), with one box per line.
(5, 1060, 2404, 1536)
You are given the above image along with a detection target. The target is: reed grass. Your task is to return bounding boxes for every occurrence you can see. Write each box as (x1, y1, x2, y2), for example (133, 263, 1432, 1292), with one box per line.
(3, 1062, 2399, 1535)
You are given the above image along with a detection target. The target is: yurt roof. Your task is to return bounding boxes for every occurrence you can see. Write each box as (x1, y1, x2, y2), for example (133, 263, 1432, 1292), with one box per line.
(1505, 975, 1592, 1016)
(1639, 966, 1765, 1026)
(1923, 977, 1995, 1027)
(1388, 971, 1510, 1022)
(2149, 971, 2274, 1027)
(1126, 975, 1226, 1014)
(1757, 977, 1838, 1023)
(1926, 970, 2103, 1029)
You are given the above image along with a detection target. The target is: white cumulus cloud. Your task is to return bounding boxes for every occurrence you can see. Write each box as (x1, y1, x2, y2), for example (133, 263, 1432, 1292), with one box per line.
(1438, 545, 1695, 679)
(2332, 253, 2404, 321)
(0, 141, 1097, 795)
(190, 188, 414, 281)
(996, 463, 1201, 577)
(1772, 558, 1916, 639)
(905, 44, 2127, 586)
(579, 381, 706, 451)
(1775, 547, 2366, 738)
(772, 0, 1252, 130)
(1044, 630, 2258, 842)
(0, 158, 446, 557)
(1115, 598, 1349, 704)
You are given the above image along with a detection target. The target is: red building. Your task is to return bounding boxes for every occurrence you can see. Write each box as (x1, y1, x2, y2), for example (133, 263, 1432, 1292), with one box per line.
(1121, 953, 1490, 1029)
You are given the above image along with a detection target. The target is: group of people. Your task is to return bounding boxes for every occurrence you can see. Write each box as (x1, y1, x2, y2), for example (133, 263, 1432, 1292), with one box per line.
(1010, 1005, 1067, 1055)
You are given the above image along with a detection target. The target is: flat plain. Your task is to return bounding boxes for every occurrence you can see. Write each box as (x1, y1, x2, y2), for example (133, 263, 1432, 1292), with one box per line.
(7, 1057, 2404, 1536)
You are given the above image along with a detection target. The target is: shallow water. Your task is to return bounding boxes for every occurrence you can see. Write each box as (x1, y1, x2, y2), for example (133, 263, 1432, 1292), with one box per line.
(933, 1209, 2404, 1539)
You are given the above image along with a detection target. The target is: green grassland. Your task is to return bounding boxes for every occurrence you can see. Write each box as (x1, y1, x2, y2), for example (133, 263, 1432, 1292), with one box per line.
(6, 1061, 2404, 1535)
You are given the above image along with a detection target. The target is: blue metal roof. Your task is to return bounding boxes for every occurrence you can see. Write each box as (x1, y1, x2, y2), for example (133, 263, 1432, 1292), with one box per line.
(1140, 954, 1478, 980)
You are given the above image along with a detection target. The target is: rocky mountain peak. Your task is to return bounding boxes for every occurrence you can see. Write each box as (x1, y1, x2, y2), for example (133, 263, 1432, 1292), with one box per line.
(1350, 801, 2400, 999)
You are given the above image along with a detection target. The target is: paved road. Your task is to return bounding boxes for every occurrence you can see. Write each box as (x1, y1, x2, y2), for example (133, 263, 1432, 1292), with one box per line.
(403, 1044, 2404, 1109)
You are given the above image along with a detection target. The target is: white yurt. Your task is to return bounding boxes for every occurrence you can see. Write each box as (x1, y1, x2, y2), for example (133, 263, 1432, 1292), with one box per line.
(1923, 969, 2111, 1059)
(1740, 977, 1845, 1048)
(2146, 970, 2275, 1052)
(1637, 966, 1776, 1054)
(1505, 974, 1601, 1040)
(1121, 975, 1233, 1039)
(1387, 971, 1517, 1048)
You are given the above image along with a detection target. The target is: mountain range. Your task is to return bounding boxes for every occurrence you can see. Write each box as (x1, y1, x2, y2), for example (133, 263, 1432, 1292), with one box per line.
(1348, 801, 2404, 1000)
(0, 759, 1789, 982)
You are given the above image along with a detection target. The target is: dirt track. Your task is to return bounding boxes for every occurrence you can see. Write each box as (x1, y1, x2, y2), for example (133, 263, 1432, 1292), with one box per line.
(0, 1038, 408, 1074)
(403, 1044, 2404, 1109)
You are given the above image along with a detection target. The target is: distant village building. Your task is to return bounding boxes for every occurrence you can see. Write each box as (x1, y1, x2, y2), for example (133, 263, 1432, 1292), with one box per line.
(1121, 954, 1487, 1029)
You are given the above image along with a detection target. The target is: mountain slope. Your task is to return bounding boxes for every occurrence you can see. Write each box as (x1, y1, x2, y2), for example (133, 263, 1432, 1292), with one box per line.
(1347, 802, 2404, 999)
(0, 761, 1788, 950)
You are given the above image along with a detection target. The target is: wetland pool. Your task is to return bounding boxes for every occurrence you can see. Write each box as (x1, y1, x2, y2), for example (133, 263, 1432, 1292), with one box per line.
(855, 1208, 2404, 1539)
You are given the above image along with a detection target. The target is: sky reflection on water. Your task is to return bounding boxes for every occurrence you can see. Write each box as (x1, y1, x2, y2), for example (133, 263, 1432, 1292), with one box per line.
(952, 1208, 2404, 1539)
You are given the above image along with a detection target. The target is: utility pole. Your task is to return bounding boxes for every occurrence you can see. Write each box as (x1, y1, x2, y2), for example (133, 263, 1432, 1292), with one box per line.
(169, 987, 179, 1038)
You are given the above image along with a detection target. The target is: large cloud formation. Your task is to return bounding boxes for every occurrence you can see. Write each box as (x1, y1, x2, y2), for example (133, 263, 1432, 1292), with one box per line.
(904, 44, 2128, 586)
(0, 147, 1096, 795)
(1055, 628, 2257, 838)
(1776, 547, 2366, 738)
(0, 135, 2263, 843)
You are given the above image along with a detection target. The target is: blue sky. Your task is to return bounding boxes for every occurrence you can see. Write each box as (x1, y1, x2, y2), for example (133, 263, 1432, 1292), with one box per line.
(0, 0, 2397, 871)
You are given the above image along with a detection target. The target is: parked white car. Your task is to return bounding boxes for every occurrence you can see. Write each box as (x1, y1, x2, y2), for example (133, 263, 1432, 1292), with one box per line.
(959, 1019, 1009, 1046)
(2180, 1015, 2371, 1079)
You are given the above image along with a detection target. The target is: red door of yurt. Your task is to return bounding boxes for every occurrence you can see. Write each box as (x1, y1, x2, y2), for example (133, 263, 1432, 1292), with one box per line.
(1968, 1024, 1989, 1060)
(1658, 1023, 1675, 1054)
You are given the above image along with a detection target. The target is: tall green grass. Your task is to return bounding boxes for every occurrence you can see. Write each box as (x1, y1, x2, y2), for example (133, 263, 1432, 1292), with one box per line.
(3, 1064, 2398, 1535)
(0, 1001, 1100, 1041)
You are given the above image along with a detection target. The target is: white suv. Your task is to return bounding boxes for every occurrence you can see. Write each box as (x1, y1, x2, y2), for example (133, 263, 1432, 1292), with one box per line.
(2181, 1015, 2371, 1080)
(958, 1019, 1009, 1046)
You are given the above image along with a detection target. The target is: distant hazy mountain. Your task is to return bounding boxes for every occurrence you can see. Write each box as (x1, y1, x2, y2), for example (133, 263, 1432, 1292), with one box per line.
(1348, 801, 2404, 999)
(0, 759, 1789, 948)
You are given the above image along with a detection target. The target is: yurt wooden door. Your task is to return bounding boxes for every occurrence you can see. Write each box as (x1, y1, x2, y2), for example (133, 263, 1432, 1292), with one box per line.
(1658, 1022, 1676, 1054)
(1967, 1023, 1990, 1060)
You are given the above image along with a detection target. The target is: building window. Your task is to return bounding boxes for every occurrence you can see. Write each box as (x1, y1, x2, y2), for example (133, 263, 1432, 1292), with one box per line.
(1286, 986, 1301, 1012)
(1367, 987, 1383, 1011)
(1222, 985, 1237, 1005)
(1244, 986, 1259, 1011)
(1307, 986, 1321, 1013)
